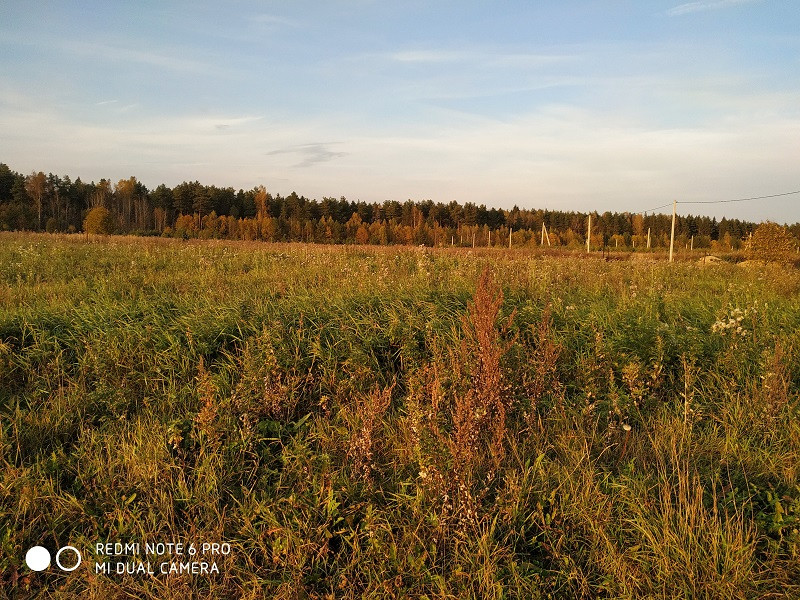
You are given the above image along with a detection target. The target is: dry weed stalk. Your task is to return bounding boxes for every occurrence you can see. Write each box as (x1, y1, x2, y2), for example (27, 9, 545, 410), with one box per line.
(194, 357, 222, 449)
(524, 304, 563, 429)
(414, 268, 517, 530)
(349, 384, 394, 482)
(230, 332, 309, 436)
(457, 267, 516, 473)
(409, 361, 457, 526)
(757, 342, 793, 430)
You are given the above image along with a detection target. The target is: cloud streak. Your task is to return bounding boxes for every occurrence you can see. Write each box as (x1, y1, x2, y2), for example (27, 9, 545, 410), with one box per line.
(666, 0, 759, 16)
(54, 39, 214, 74)
(250, 13, 304, 29)
(383, 48, 575, 68)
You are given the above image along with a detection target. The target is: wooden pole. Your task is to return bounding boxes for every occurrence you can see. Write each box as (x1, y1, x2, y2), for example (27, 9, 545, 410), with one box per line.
(647, 227, 651, 249)
(586, 214, 591, 253)
(488, 228, 491, 247)
(690, 235, 694, 251)
(509, 227, 512, 248)
(669, 199, 676, 263)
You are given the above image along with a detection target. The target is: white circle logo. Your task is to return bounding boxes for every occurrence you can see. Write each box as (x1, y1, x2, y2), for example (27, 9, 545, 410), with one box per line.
(55, 546, 82, 572)
(25, 546, 51, 571)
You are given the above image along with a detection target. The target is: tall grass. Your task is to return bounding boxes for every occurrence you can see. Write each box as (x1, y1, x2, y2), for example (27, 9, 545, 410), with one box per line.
(1, 232, 798, 598)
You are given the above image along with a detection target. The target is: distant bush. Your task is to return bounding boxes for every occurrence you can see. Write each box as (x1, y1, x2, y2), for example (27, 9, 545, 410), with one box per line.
(45, 217, 60, 233)
(747, 222, 796, 264)
(83, 206, 115, 235)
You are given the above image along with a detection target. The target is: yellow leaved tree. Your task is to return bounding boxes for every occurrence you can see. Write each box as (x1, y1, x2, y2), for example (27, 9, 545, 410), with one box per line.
(747, 222, 796, 264)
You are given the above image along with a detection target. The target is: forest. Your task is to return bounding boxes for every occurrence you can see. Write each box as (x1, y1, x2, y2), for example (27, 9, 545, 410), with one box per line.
(2, 163, 797, 250)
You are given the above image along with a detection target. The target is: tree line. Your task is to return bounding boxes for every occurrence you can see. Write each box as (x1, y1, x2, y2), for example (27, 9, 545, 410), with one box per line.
(2, 163, 797, 250)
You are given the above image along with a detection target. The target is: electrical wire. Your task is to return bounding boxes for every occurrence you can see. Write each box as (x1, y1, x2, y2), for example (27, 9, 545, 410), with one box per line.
(640, 202, 673, 214)
(639, 189, 800, 215)
(681, 189, 800, 204)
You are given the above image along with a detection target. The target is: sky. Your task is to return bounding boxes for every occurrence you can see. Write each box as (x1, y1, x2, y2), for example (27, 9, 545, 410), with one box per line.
(1, 0, 799, 222)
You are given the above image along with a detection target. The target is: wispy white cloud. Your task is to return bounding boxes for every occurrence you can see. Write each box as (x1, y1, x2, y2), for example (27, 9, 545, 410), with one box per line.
(250, 13, 304, 29)
(182, 115, 264, 131)
(666, 0, 759, 17)
(385, 48, 575, 67)
(388, 50, 474, 63)
(5, 29, 214, 74)
(488, 53, 577, 68)
(1, 30, 211, 74)
(64, 40, 211, 73)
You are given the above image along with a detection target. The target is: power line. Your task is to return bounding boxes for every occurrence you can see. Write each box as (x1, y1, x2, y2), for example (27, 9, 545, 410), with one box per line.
(682, 189, 800, 205)
(641, 202, 672, 214)
(639, 188, 800, 215)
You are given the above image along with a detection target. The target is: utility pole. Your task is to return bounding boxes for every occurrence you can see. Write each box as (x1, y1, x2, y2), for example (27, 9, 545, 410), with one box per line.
(509, 227, 512, 248)
(586, 214, 591, 253)
(669, 199, 677, 262)
(647, 227, 651, 249)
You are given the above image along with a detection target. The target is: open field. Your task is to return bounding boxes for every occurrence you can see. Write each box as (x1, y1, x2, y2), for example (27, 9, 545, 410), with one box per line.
(1, 232, 799, 599)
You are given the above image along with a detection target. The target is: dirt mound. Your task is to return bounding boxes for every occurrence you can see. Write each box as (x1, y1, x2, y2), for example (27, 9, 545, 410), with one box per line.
(737, 260, 768, 268)
(697, 255, 723, 265)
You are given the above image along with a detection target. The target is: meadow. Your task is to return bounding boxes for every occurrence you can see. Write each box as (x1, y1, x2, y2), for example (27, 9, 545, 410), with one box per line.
(1, 232, 799, 599)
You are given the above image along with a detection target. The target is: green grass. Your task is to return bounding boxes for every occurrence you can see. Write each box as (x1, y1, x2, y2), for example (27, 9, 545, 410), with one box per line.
(1, 232, 799, 599)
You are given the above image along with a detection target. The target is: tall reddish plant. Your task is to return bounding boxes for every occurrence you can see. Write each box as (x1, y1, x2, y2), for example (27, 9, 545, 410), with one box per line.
(457, 267, 516, 473)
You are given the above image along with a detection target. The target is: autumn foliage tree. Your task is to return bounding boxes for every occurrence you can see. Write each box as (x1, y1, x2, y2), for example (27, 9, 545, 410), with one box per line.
(747, 222, 796, 264)
(83, 206, 115, 235)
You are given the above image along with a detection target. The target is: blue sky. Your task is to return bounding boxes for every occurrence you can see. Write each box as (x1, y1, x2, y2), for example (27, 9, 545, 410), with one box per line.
(1, 1, 798, 222)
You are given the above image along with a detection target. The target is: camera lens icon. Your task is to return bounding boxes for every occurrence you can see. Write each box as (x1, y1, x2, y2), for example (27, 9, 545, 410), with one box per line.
(25, 546, 82, 572)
